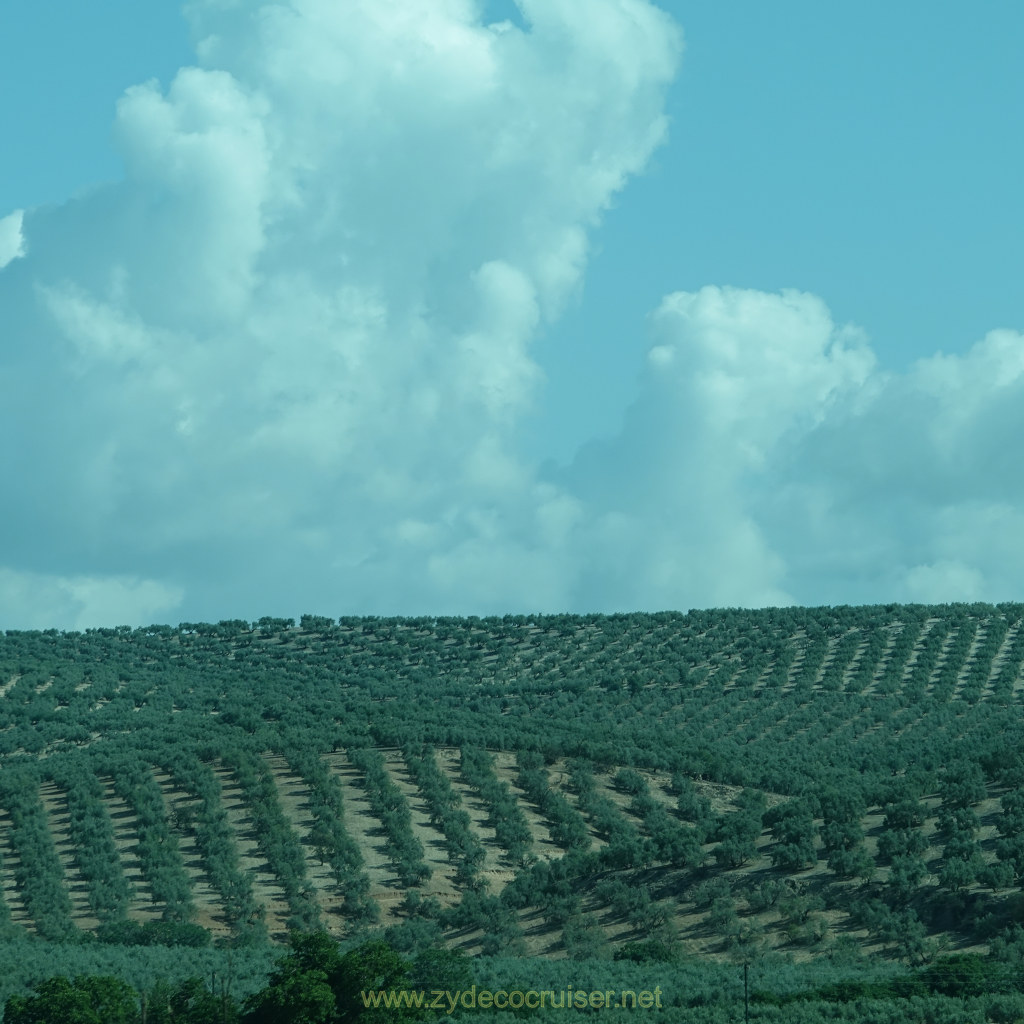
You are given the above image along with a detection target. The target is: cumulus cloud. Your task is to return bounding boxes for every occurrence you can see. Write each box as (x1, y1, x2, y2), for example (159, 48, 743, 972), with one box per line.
(760, 327, 1024, 606)
(549, 287, 1024, 612)
(0, 210, 25, 268)
(1, 0, 1021, 629)
(0, 569, 182, 632)
(552, 286, 877, 610)
(0, 0, 682, 626)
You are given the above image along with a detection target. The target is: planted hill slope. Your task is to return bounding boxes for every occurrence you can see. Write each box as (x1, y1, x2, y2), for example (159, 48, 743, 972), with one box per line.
(3, 604, 1023, 787)
(0, 604, 1021, 959)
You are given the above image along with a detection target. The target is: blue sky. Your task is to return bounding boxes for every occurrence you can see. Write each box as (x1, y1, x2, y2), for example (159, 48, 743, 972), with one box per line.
(1, 0, 1022, 628)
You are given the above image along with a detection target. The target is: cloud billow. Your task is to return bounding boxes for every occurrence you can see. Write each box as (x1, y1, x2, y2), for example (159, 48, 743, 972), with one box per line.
(0, 0, 1021, 628)
(0, 0, 681, 626)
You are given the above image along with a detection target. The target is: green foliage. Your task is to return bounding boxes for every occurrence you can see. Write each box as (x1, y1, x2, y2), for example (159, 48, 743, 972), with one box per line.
(5, 930, 1024, 1024)
(939, 760, 987, 810)
(707, 894, 738, 935)
(935, 804, 979, 841)
(458, 748, 533, 868)
(243, 963, 334, 1024)
(241, 932, 341, 1024)
(287, 749, 377, 928)
(299, 616, 337, 634)
(688, 876, 731, 910)
(613, 939, 677, 963)
(746, 879, 784, 913)
(882, 797, 926, 831)
(567, 760, 651, 871)
(0, 770, 77, 942)
(920, 954, 1007, 997)
(348, 748, 431, 889)
(144, 976, 240, 1024)
(999, 788, 1024, 834)
(611, 768, 646, 796)
(107, 759, 194, 922)
(383, 918, 444, 955)
(5, 974, 139, 1024)
(515, 752, 591, 855)
(1, 603, 1022, 968)
(560, 913, 607, 960)
(623, 771, 703, 868)
(855, 902, 934, 964)
(442, 888, 522, 953)
(827, 843, 875, 881)
(877, 826, 928, 864)
(670, 773, 715, 830)
(163, 755, 266, 944)
(223, 748, 321, 932)
(404, 745, 486, 888)
(0, 937, 276, 1013)
(95, 919, 211, 948)
(331, 940, 424, 1024)
(50, 760, 134, 923)
(887, 854, 929, 904)
(819, 786, 866, 826)
(712, 799, 763, 869)
(767, 800, 818, 871)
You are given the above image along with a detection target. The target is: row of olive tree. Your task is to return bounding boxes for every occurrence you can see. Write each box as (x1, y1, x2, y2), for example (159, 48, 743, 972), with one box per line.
(457, 748, 533, 868)
(163, 754, 266, 945)
(49, 756, 134, 923)
(347, 748, 431, 889)
(285, 748, 379, 929)
(0, 768, 76, 941)
(401, 745, 486, 888)
(222, 749, 321, 933)
(106, 756, 195, 923)
(516, 750, 591, 854)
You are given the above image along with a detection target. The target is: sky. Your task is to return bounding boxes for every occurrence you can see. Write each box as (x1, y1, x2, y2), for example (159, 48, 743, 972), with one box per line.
(1, 0, 1022, 629)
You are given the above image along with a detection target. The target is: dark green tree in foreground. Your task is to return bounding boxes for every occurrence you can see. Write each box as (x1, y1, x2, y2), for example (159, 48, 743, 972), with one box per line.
(331, 940, 426, 1024)
(243, 932, 342, 1024)
(243, 933, 460, 1024)
(242, 963, 335, 1024)
(5, 975, 139, 1024)
(6, 974, 240, 1024)
(143, 977, 240, 1024)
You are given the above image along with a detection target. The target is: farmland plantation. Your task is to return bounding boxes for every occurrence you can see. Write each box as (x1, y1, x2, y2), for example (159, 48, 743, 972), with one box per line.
(320, 751, 397, 914)
(264, 756, 347, 921)
(1, 605, 1024, 1016)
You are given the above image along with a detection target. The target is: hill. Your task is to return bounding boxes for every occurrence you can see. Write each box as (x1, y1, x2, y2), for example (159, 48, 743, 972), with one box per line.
(0, 602, 1022, 969)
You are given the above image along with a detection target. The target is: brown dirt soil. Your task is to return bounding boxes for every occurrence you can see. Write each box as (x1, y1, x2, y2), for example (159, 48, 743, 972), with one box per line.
(210, 763, 290, 938)
(322, 751, 408, 926)
(151, 769, 228, 936)
(0, 809, 33, 928)
(38, 781, 97, 929)
(98, 775, 159, 922)
(263, 754, 349, 923)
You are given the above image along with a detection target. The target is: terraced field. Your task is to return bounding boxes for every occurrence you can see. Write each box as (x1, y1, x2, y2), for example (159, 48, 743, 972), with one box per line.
(0, 745, 1009, 958)
(0, 604, 1020, 960)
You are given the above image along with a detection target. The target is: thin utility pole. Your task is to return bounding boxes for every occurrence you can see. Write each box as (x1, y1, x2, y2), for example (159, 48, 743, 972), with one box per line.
(744, 961, 749, 1024)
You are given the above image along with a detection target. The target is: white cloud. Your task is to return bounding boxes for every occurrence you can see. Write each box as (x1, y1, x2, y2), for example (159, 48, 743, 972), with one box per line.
(645, 285, 876, 466)
(0, 569, 183, 632)
(549, 288, 1024, 613)
(0, 0, 683, 627)
(0, 210, 25, 268)
(551, 285, 876, 611)
(750, 325, 1024, 606)
(903, 560, 986, 605)
(2, 0, 1022, 627)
